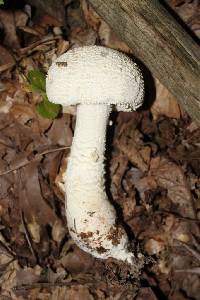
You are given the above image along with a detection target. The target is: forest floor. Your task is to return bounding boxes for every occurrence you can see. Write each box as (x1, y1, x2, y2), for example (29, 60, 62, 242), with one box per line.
(0, 0, 200, 299)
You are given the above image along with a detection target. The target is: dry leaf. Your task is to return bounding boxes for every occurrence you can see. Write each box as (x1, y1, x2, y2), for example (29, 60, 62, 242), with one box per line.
(136, 287, 158, 300)
(151, 79, 181, 120)
(167, 0, 200, 37)
(81, 0, 132, 53)
(16, 266, 42, 286)
(18, 162, 58, 226)
(59, 246, 95, 274)
(0, 9, 20, 49)
(150, 157, 195, 218)
(0, 45, 15, 72)
(63, 286, 94, 300)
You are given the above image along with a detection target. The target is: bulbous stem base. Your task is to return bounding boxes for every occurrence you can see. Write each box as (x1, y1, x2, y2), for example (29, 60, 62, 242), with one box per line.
(65, 104, 134, 264)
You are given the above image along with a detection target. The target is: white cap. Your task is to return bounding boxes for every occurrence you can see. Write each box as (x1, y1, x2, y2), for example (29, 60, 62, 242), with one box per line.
(46, 46, 144, 111)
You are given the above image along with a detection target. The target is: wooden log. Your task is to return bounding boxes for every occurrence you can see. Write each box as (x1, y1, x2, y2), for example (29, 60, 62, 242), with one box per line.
(88, 0, 200, 122)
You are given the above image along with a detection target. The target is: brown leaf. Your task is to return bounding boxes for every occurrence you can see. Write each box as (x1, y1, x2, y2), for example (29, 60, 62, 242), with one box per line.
(81, 0, 101, 31)
(16, 266, 41, 286)
(136, 287, 158, 300)
(54, 156, 68, 197)
(169, 291, 189, 300)
(150, 157, 195, 218)
(14, 10, 29, 28)
(52, 220, 66, 243)
(50, 285, 94, 300)
(167, 0, 200, 38)
(81, 0, 132, 53)
(59, 246, 95, 275)
(0, 260, 21, 299)
(122, 196, 136, 221)
(151, 79, 181, 120)
(17, 162, 58, 226)
(0, 9, 20, 49)
(47, 114, 72, 146)
(27, 0, 65, 25)
(10, 104, 41, 135)
(0, 45, 15, 72)
(144, 237, 166, 255)
(98, 21, 132, 53)
(110, 151, 129, 201)
(70, 27, 97, 48)
(118, 136, 148, 172)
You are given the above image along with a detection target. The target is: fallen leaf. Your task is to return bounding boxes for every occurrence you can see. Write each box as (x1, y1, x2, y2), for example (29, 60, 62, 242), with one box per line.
(151, 79, 181, 120)
(26, 0, 65, 25)
(59, 245, 95, 274)
(81, 0, 131, 53)
(16, 266, 41, 286)
(10, 104, 41, 134)
(136, 287, 158, 300)
(52, 220, 66, 243)
(0, 260, 21, 299)
(47, 114, 72, 146)
(144, 238, 166, 255)
(167, 0, 200, 37)
(14, 10, 29, 27)
(17, 162, 58, 226)
(150, 157, 195, 218)
(0, 45, 15, 71)
(0, 9, 20, 49)
(62, 285, 94, 300)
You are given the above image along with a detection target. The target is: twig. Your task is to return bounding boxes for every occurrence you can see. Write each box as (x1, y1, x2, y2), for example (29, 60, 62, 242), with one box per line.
(0, 36, 63, 73)
(0, 146, 69, 176)
(0, 258, 15, 275)
(13, 280, 100, 291)
(0, 139, 15, 149)
(154, 210, 200, 223)
(175, 239, 200, 262)
(17, 36, 62, 55)
(126, 209, 200, 224)
(20, 209, 37, 264)
(0, 240, 15, 258)
(174, 267, 200, 275)
(0, 62, 16, 73)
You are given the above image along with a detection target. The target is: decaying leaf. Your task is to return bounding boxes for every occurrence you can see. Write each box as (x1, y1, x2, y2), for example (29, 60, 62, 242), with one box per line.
(0, 9, 20, 49)
(151, 79, 181, 120)
(17, 162, 58, 226)
(0, 45, 15, 73)
(150, 157, 195, 218)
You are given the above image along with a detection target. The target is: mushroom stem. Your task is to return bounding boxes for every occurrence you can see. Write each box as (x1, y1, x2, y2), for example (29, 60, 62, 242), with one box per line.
(65, 104, 134, 263)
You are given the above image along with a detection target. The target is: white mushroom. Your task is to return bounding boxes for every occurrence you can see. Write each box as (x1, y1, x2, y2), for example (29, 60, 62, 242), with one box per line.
(46, 46, 144, 264)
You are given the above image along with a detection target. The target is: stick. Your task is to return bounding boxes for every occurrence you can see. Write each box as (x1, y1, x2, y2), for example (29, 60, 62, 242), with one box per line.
(89, 0, 200, 122)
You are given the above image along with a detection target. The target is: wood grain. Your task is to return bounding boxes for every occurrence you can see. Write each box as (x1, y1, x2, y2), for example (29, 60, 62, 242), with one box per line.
(89, 0, 200, 122)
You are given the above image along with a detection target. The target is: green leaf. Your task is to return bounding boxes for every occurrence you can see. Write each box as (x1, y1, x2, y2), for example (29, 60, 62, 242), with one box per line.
(36, 95, 61, 119)
(28, 70, 46, 93)
(28, 69, 61, 119)
(0, 0, 4, 5)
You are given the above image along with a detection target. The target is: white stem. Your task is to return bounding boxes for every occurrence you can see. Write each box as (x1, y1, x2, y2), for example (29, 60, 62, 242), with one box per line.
(65, 104, 134, 264)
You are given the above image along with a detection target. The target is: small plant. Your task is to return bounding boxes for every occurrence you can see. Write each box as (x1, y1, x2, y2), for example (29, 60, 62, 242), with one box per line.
(28, 70, 61, 119)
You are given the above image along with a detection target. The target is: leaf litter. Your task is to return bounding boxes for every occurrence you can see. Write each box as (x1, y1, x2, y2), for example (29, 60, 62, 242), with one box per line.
(0, 0, 200, 299)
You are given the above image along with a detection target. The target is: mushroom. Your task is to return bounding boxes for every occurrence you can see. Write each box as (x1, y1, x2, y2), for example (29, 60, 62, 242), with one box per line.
(46, 46, 144, 264)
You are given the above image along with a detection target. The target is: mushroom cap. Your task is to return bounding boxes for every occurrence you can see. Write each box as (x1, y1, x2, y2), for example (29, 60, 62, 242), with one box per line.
(46, 46, 144, 111)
